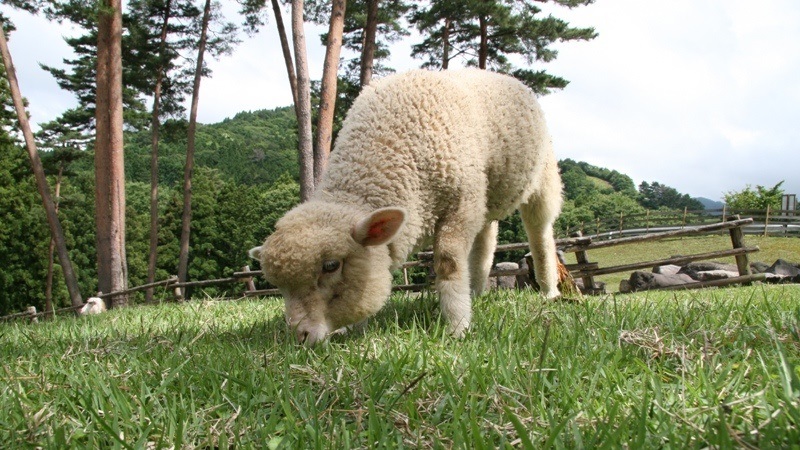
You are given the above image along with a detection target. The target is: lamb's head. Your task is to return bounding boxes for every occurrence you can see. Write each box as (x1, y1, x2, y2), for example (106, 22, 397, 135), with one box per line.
(249, 202, 406, 345)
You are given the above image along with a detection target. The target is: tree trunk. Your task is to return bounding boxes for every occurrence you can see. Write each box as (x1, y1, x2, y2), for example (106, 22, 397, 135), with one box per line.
(95, 0, 128, 308)
(178, 0, 212, 292)
(0, 25, 84, 312)
(478, 13, 488, 69)
(292, 0, 314, 201)
(45, 164, 64, 318)
(359, 0, 378, 87)
(442, 17, 450, 70)
(271, 0, 298, 106)
(314, 0, 347, 186)
(146, 0, 172, 303)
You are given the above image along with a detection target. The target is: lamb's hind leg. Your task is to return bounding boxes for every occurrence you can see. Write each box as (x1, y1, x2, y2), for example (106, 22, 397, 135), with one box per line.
(469, 221, 498, 295)
(519, 189, 562, 299)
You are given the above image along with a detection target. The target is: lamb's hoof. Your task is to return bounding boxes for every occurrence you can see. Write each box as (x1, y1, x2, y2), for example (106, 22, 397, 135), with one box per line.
(447, 322, 470, 339)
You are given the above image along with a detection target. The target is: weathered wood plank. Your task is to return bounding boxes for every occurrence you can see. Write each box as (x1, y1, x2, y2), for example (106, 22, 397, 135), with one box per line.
(575, 218, 754, 251)
(575, 246, 760, 277)
(729, 226, 752, 277)
(98, 276, 178, 298)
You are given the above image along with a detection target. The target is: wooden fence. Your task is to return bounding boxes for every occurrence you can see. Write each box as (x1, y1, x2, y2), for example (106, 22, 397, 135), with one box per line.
(567, 207, 800, 239)
(563, 217, 765, 294)
(0, 217, 774, 323)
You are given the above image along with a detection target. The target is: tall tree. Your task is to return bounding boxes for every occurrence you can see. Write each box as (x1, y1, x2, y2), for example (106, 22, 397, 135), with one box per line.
(146, 0, 174, 302)
(166, 0, 236, 291)
(0, 22, 84, 310)
(638, 181, 703, 211)
(359, 0, 378, 86)
(410, 0, 597, 94)
(42, 148, 84, 316)
(307, 0, 410, 83)
(313, 0, 346, 185)
(292, 0, 314, 201)
(95, 0, 128, 307)
(126, 0, 201, 302)
(177, 0, 212, 289)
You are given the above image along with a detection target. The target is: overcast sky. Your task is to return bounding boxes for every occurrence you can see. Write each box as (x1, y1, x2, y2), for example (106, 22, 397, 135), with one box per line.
(3, 0, 799, 201)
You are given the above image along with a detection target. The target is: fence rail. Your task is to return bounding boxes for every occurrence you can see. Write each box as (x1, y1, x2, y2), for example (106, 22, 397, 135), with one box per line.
(566, 207, 800, 239)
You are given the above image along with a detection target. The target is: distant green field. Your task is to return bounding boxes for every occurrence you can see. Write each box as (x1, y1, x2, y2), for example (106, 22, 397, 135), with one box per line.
(586, 175, 614, 191)
(562, 235, 800, 293)
(2, 283, 799, 448)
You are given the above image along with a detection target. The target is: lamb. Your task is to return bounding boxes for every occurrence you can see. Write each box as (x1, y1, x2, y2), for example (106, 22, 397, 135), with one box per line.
(249, 69, 562, 345)
(79, 296, 106, 315)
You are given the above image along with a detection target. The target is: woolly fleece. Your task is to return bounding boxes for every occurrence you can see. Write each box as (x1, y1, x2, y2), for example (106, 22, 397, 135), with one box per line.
(251, 68, 562, 344)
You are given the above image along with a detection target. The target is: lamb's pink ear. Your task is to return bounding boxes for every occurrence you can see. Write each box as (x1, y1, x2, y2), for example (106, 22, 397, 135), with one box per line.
(352, 207, 406, 246)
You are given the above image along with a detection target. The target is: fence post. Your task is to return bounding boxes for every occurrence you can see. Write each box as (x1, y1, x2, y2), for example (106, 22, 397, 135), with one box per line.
(722, 204, 727, 222)
(729, 225, 752, 279)
(764, 205, 770, 237)
(682, 207, 688, 229)
(242, 265, 256, 293)
(618, 212, 624, 236)
(645, 210, 650, 233)
(571, 231, 596, 293)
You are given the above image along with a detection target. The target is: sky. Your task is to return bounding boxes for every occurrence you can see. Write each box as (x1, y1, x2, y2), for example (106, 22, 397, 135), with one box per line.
(2, 0, 799, 202)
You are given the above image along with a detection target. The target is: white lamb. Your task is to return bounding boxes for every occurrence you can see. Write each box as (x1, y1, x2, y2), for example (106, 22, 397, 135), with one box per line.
(250, 69, 562, 345)
(79, 296, 106, 315)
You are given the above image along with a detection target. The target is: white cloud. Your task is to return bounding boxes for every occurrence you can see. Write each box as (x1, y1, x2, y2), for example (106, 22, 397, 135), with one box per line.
(538, 0, 800, 199)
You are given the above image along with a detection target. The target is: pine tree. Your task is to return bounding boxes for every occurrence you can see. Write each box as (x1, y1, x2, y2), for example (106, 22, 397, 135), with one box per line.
(409, 0, 597, 94)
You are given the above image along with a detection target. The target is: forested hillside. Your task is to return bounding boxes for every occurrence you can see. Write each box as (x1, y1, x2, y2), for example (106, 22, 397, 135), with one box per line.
(0, 107, 702, 315)
(124, 107, 299, 187)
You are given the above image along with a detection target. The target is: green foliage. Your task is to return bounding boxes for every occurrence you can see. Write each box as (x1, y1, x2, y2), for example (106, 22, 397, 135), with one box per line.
(307, 0, 411, 83)
(0, 141, 51, 314)
(547, 159, 646, 236)
(125, 107, 299, 187)
(724, 181, 785, 211)
(1, 286, 798, 447)
(409, 0, 597, 94)
(38, 0, 238, 145)
(639, 181, 704, 210)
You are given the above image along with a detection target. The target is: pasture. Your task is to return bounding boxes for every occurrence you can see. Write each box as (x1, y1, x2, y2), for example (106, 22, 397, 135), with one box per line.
(2, 283, 799, 448)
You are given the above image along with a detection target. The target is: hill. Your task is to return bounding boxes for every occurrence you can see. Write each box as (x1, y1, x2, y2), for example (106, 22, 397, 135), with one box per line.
(124, 107, 299, 187)
(696, 196, 724, 210)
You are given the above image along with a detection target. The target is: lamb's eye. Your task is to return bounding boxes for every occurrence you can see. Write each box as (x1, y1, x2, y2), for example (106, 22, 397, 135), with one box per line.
(322, 260, 341, 273)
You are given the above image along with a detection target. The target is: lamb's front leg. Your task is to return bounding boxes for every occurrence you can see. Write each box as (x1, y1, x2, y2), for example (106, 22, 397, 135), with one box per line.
(433, 227, 474, 338)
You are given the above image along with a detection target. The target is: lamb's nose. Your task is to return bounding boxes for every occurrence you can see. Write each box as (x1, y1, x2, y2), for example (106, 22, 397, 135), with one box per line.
(297, 329, 309, 344)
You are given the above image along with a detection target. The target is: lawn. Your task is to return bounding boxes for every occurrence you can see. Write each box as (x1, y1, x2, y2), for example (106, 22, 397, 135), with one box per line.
(2, 284, 799, 448)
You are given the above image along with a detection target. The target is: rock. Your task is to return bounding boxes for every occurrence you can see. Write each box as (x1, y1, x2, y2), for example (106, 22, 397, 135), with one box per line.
(574, 278, 606, 294)
(493, 262, 519, 289)
(679, 261, 738, 274)
(694, 270, 740, 281)
(750, 261, 771, 274)
(628, 271, 695, 291)
(765, 259, 800, 277)
(652, 264, 681, 275)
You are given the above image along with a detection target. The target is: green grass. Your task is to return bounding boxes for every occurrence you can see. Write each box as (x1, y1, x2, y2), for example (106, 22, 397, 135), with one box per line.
(2, 285, 800, 448)
(564, 235, 800, 292)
